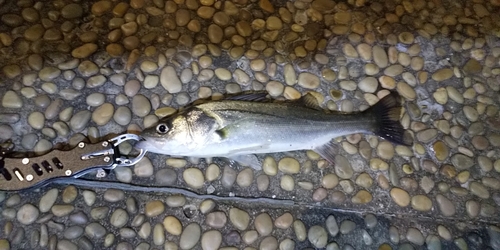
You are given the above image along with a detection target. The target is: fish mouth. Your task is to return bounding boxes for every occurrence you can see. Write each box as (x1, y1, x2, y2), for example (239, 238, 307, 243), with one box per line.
(133, 137, 163, 153)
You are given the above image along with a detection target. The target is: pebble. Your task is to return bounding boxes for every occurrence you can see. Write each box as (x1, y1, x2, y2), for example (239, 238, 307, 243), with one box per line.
(352, 190, 373, 204)
(280, 175, 295, 191)
(278, 157, 300, 174)
(52, 205, 74, 217)
(358, 77, 378, 93)
(436, 194, 456, 216)
(72, 43, 98, 58)
(373, 45, 388, 68)
(254, 213, 273, 237)
(179, 223, 201, 250)
(206, 211, 227, 228)
(163, 216, 182, 235)
(390, 188, 410, 207)
(114, 107, 132, 126)
(201, 230, 222, 250)
(17, 204, 39, 225)
(411, 195, 432, 211)
(160, 66, 182, 93)
(62, 186, 77, 203)
(451, 154, 474, 170)
(293, 220, 307, 241)
(2, 91, 23, 108)
(131, 157, 153, 178)
(308, 225, 328, 248)
(69, 110, 91, 132)
(145, 200, 165, 217)
(92, 103, 114, 126)
(229, 208, 250, 230)
(334, 155, 353, 179)
(109, 208, 129, 228)
(236, 168, 253, 187)
(298, 73, 320, 89)
(85, 223, 106, 239)
(432, 69, 453, 81)
(406, 228, 424, 246)
(183, 168, 205, 189)
(470, 182, 489, 199)
(132, 95, 151, 117)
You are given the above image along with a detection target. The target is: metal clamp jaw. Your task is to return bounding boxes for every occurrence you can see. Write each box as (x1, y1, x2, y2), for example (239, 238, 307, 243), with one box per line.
(0, 134, 146, 191)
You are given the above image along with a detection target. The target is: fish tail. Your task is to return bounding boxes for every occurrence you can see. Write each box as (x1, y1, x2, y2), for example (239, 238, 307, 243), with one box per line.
(364, 92, 409, 145)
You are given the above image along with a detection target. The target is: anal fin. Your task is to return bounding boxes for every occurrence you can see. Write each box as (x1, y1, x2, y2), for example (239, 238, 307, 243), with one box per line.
(227, 155, 261, 170)
(314, 140, 338, 165)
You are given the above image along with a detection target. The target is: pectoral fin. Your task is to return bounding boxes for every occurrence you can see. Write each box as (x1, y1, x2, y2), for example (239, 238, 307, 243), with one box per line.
(314, 140, 338, 165)
(228, 155, 262, 170)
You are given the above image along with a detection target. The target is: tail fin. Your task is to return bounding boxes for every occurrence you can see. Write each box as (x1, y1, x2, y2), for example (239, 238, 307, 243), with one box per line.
(364, 92, 410, 145)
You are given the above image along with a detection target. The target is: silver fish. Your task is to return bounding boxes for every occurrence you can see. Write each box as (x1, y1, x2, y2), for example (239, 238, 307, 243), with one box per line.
(135, 92, 409, 169)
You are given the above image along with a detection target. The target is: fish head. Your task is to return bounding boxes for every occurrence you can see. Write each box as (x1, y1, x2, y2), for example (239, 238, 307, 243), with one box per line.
(135, 114, 193, 155)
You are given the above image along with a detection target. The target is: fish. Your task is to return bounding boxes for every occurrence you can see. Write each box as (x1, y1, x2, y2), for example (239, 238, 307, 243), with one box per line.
(134, 91, 410, 170)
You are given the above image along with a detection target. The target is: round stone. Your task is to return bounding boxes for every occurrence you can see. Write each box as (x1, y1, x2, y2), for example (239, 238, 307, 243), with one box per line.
(280, 175, 295, 191)
(359, 77, 378, 93)
(17, 204, 39, 225)
(2, 90, 23, 108)
(432, 68, 453, 81)
(114, 107, 132, 126)
(229, 208, 250, 230)
(298, 73, 320, 89)
(132, 95, 151, 117)
(236, 168, 253, 187)
(183, 168, 204, 189)
(308, 225, 328, 248)
(163, 216, 182, 235)
(255, 213, 273, 236)
(134, 157, 154, 177)
(145, 200, 165, 217)
(436, 194, 456, 216)
(39, 188, 58, 213)
(69, 110, 91, 132)
(411, 195, 432, 211)
(179, 223, 201, 250)
(201, 230, 222, 250)
(28, 112, 45, 130)
(92, 103, 114, 126)
(351, 190, 373, 204)
(110, 209, 129, 228)
(390, 188, 410, 207)
(334, 155, 353, 179)
(406, 228, 424, 246)
(278, 157, 300, 174)
(322, 174, 339, 189)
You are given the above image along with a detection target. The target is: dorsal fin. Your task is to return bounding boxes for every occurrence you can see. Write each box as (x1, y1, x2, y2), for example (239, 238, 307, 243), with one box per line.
(299, 93, 322, 110)
(225, 91, 269, 102)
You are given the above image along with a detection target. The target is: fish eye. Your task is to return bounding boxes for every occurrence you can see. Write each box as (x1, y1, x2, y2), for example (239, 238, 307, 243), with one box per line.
(156, 123, 168, 134)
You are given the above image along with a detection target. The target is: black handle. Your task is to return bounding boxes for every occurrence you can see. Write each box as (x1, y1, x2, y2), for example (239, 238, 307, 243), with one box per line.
(0, 142, 113, 191)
